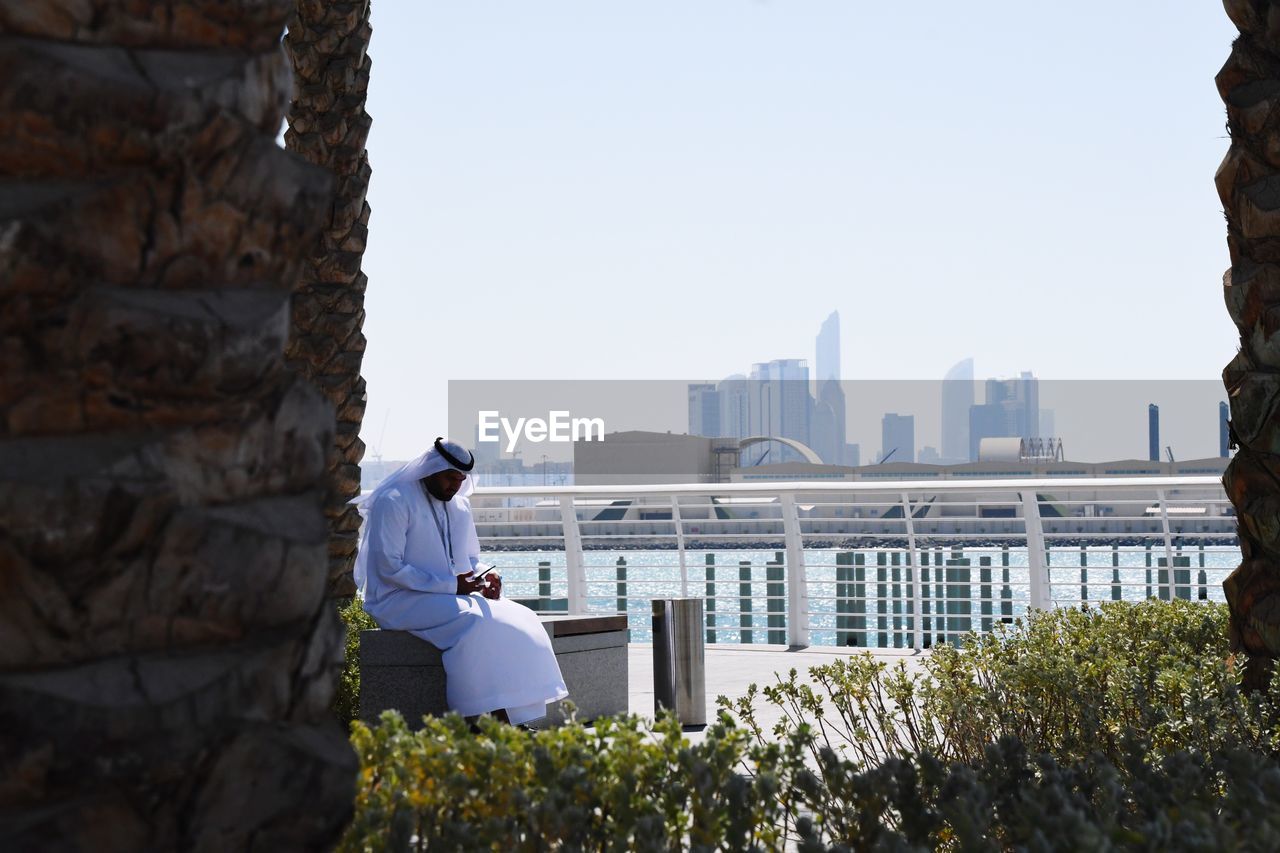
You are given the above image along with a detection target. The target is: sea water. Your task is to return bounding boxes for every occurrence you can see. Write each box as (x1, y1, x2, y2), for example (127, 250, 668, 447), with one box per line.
(481, 546, 1240, 646)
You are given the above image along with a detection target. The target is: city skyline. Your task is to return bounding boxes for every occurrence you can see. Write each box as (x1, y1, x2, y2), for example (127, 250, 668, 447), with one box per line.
(681, 316, 1093, 467)
(359, 3, 1236, 461)
(450, 377, 1229, 471)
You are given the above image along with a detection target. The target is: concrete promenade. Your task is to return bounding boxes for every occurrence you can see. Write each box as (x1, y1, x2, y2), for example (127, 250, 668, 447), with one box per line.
(623, 643, 927, 742)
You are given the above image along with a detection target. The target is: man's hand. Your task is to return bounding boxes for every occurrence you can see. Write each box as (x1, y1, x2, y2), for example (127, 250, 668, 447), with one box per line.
(480, 573, 502, 601)
(456, 573, 487, 596)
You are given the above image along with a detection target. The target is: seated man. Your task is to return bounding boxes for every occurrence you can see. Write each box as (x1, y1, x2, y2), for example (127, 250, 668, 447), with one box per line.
(354, 438, 568, 725)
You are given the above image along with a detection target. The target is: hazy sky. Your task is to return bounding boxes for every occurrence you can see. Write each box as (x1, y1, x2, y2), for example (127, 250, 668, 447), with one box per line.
(360, 1, 1239, 460)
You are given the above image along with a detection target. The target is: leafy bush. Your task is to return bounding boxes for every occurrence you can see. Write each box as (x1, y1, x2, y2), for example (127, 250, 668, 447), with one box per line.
(339, 715, 1280, 851)
(722, 600, 1280, 771)
(334, 596, 378, 730)
(339, 601, 1280, 850)
(786, 736, 1280, 850)
(339, 710, 805, 851)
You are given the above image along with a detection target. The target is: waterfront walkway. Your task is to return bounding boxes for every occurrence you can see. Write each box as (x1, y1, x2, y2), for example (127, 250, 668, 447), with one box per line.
(624, 643, 926, 742)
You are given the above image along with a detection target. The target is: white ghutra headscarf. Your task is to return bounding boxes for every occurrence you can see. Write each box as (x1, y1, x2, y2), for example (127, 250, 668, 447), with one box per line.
(352, 437, 476, 596)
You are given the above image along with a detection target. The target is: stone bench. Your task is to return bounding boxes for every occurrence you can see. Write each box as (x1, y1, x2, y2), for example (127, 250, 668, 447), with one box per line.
(360, 613, 628, 728)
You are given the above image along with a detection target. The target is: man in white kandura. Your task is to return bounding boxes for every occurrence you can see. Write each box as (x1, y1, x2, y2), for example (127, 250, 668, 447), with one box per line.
(354, 437, 568, 726)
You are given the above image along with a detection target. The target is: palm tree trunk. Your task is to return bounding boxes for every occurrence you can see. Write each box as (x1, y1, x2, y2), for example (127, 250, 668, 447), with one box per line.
(285, 0, 373, 600)
(1219, 1, 1280, 690)
(0, 3, 355, 847)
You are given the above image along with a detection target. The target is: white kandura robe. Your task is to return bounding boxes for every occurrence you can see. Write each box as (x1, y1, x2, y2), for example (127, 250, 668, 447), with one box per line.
(360, 483, 568, 723)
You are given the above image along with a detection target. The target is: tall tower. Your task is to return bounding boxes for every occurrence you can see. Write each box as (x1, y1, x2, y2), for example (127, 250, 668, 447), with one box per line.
(717, 374, 750, 439)
(815, 311, 840, 384)
(1220, 401, 1230, 457)
(749, 359, 811, 461)
(1148, 404, 1160, 462)
(813, 311, 845, 464)
(1019, 371, 1040, 439)
(881, 413, 915, 464)
(687, 383, 720, 436)
(967, 373, 1037, 461)
(941, 358, 974, 462)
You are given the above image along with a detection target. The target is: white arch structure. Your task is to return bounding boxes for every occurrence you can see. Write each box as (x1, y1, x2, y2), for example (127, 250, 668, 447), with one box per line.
(738, 435, 825, 465)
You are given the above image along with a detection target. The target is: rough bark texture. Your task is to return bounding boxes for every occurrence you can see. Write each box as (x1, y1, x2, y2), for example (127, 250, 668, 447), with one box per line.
(284, 0, 372, 600)
(1219, 0, 1280, 690)
(0, 2, 356, 847)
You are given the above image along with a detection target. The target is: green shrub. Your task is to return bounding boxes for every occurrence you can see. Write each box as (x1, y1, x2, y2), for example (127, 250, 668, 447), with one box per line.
(334, 597, 378, 730)
(339, 710, 805, 851)
(722, 600, 1280, 771)
(339, 601, 1280, 850)
(787, 736, 1280, 850)
(339, 715, 1280, 851)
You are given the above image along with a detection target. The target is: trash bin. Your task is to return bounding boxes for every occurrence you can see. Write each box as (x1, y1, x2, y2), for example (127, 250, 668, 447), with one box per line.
(652, 598, 706, 727)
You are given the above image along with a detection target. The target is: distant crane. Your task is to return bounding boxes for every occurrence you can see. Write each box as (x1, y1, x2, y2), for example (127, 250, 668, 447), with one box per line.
(1166, 446, 1175, 463)
(368, 409, 390, 465)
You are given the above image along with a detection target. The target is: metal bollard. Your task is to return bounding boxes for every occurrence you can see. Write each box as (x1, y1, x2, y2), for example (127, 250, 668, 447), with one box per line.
(652, 598, 707, 727)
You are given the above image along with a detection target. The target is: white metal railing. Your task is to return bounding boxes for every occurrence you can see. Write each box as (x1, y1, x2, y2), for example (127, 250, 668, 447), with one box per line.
(469, 477, 1237, 649)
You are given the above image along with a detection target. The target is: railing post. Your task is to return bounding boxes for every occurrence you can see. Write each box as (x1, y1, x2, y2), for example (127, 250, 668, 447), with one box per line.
(559, 496, 587, 614)
(836, 551, 866, 647)
(671, 495, 688, 598)
(979, 556, 992, 632)
(538, 560, 552, 611)
(1000, 557, 1014, 623)
(1175, 556, 1191, 601)
(767, 552, 785, 645)
(781, 493, 809, 647)
(1079, 545, 1088, 605)
(901, 491, 923, 649)
(1157, 488, 1176, 576)
(1000, 546, 1012, 623)
(616, 556, 628, 615)
(891, 552, 903, 648)
(1021, 490, 1052, 612)
(1156, 557, 1171, 602)
(920, 550, 932, 646)
(945, 548, 972, 642)
(876, 552, 888, 647)
(705, 553, 717, 644)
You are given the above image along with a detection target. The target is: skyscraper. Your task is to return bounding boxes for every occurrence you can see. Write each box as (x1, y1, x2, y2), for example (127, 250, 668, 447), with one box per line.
(1148, 404, 1160, 462)
(687, 383, 720, 436)
(941, 358, 974, 462)
(1018, 372, 1040, 440)
(881, 413, 915, 464)
(968, 372, 1040, 460)
(813, 311, 845, 465)
(815, 311, 840, 385)
(968, 403, 1009, 461)
(1220, 401, 1230, 458)
(717, 375, 750, 438)
(750, 359, 811, 462)
(1039, 409, 1055, 441)
(811, 382, 845, 465)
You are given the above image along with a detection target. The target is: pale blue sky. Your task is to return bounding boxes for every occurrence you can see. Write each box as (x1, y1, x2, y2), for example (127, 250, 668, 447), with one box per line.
(359, 1, 1238, 460)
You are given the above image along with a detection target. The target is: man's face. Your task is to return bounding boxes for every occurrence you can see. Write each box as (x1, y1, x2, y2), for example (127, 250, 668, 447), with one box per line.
(426, 469, 467, 501)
